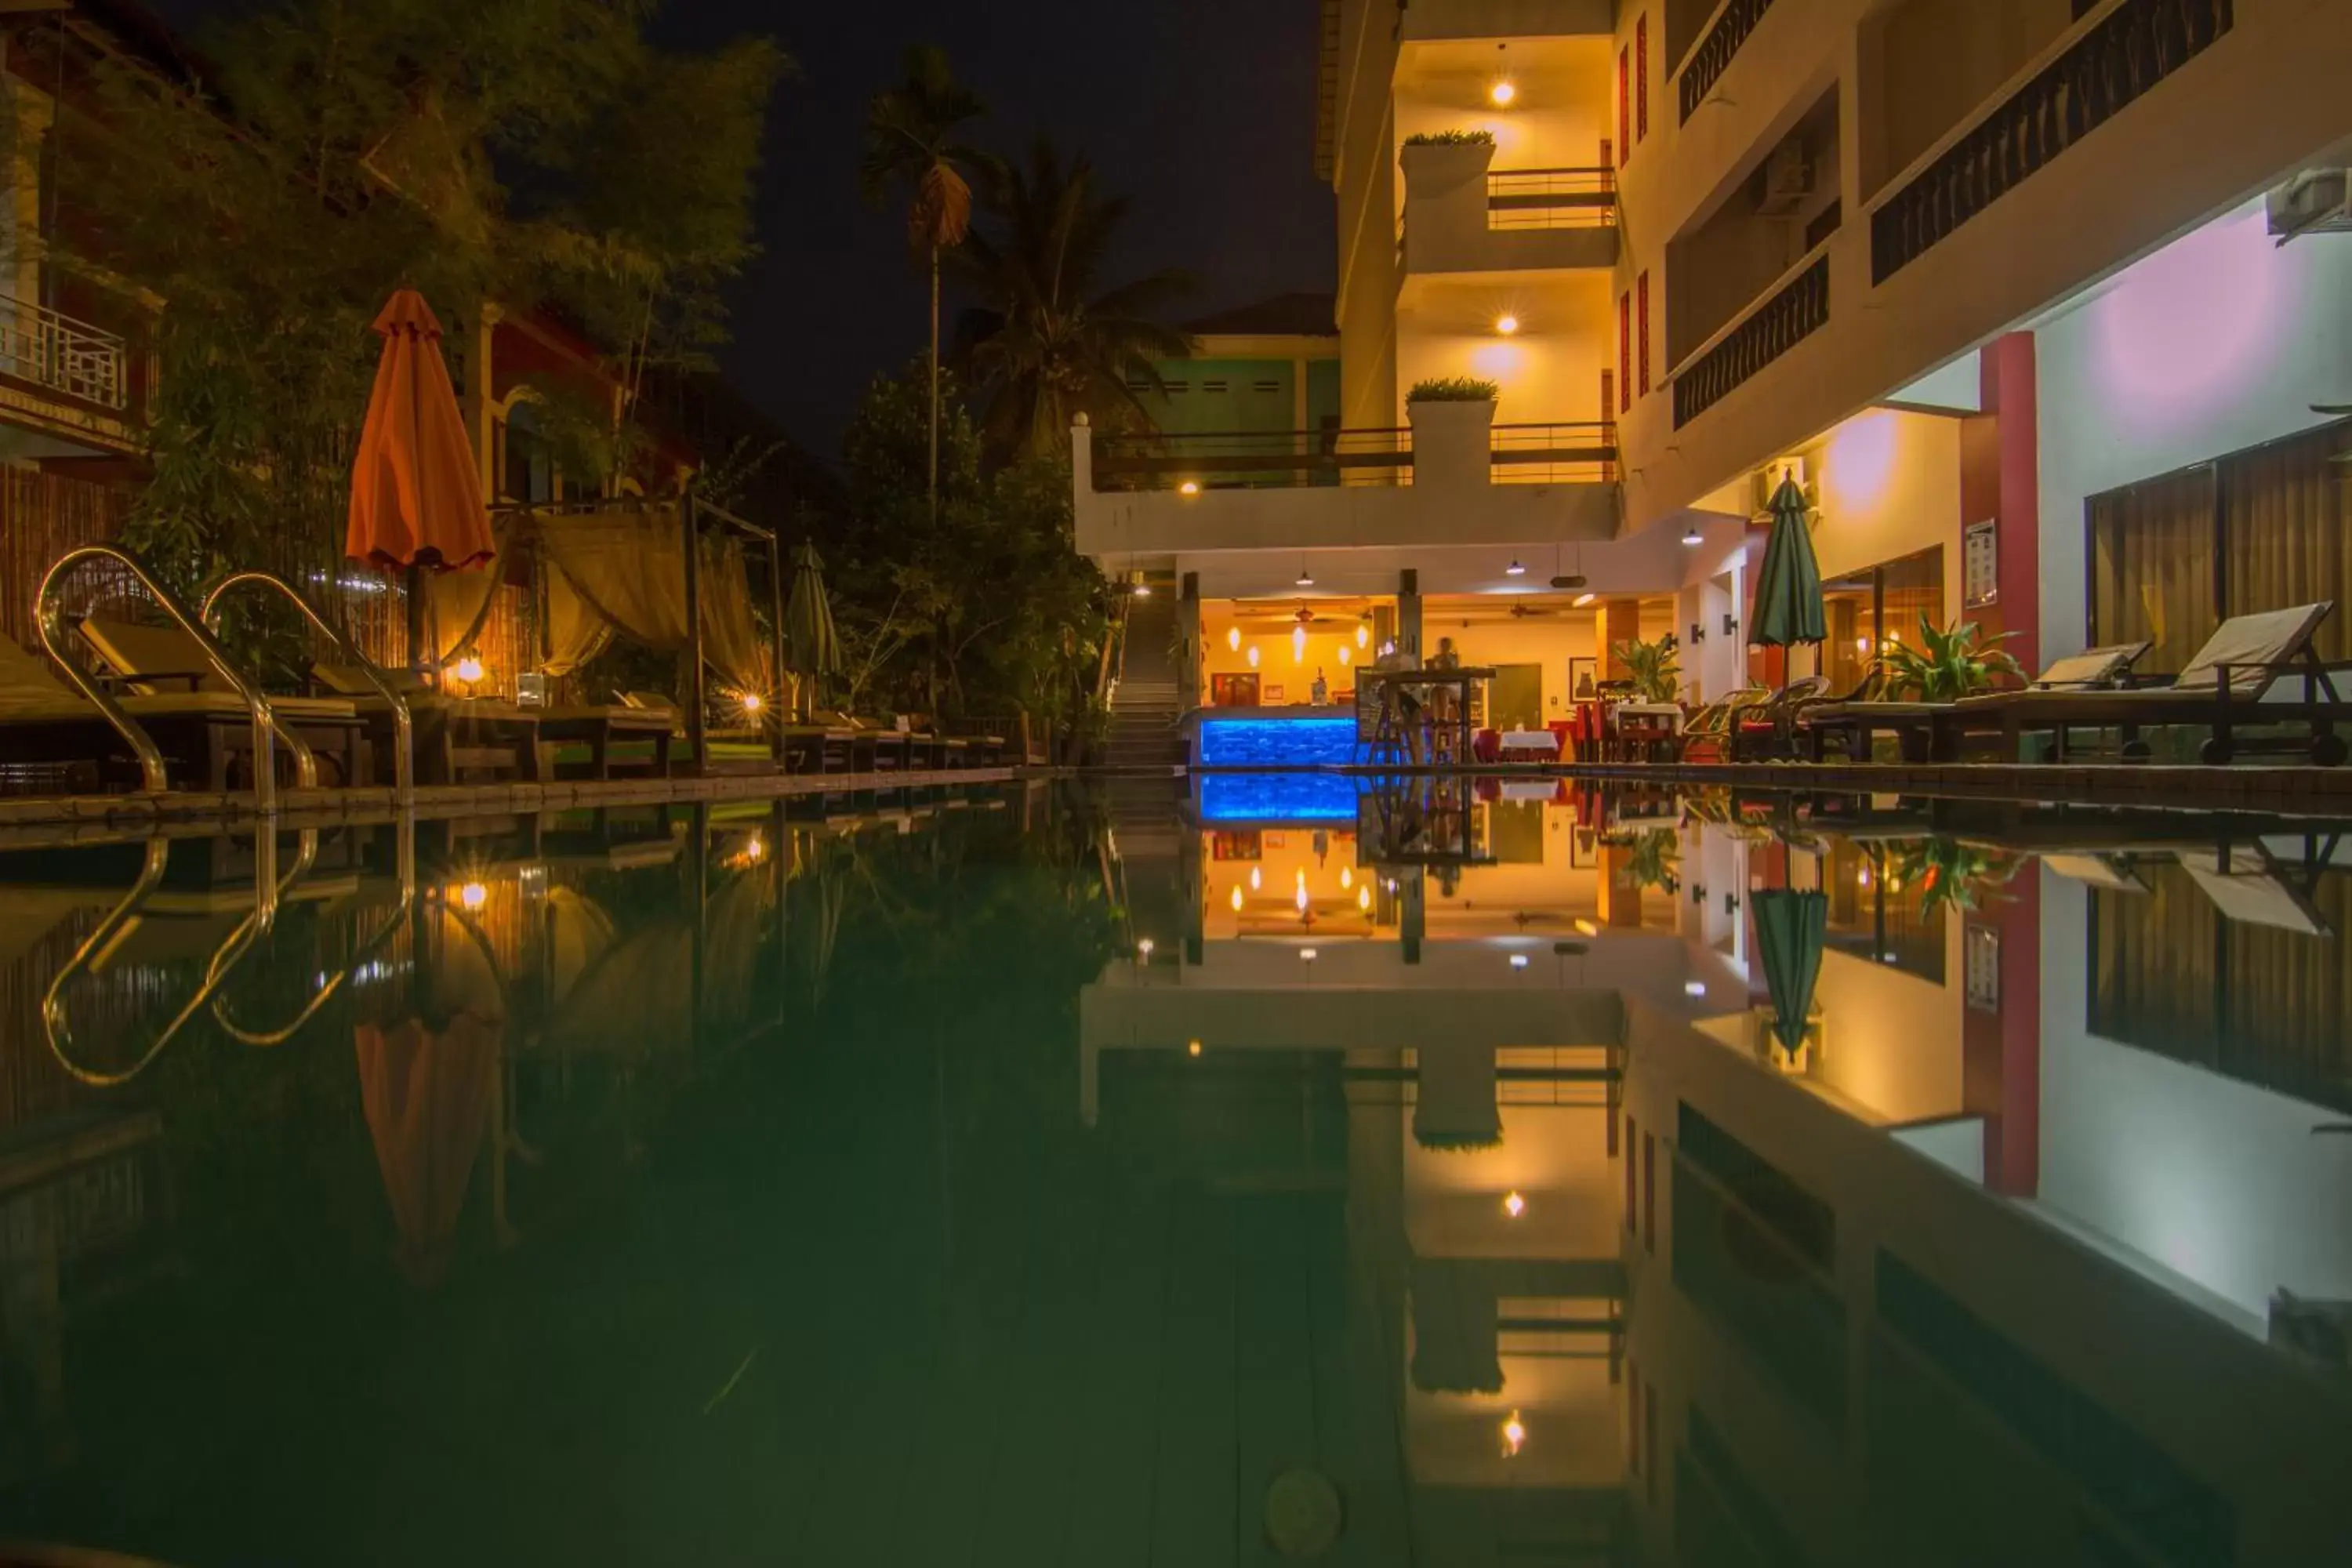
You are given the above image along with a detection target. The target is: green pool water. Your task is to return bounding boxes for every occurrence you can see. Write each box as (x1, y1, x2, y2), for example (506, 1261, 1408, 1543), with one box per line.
(0, 780, 2347, 1566)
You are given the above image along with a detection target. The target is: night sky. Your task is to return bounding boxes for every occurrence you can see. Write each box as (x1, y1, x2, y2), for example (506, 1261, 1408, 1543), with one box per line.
(147, 0, 1337, 456)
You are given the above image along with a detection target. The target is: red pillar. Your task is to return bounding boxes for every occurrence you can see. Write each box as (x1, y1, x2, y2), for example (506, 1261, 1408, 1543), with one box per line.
(1962, 873, 2041, 1197)
(1961, 332, 2041, 673)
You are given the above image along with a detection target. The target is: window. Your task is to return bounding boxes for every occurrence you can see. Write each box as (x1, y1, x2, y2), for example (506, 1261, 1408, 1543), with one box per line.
(1637, 14, 1650, 140)
(1203, 379, 1229, 394)
(1252, 379, 1281, 394)
(1637, 272, 1652, 395)
(1619, 47, 1632, 165)
(1805, 544, 1945, 697)
(499, 402, 555, 504)
(2088, 419, 2352, 672)
(1619, 292, 1632, 415)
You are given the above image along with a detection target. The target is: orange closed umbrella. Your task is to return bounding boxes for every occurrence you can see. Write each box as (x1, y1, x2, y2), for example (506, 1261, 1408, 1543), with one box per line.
(347, 290, 492, 669)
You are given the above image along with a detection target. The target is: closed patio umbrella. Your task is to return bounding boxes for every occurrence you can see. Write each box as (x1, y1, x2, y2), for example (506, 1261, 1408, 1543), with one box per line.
(346, 289, 494, 672)
(784, 543, 842, 717)
(1748, 475, 1826, 685)
(1752, 887, 1827, 1056)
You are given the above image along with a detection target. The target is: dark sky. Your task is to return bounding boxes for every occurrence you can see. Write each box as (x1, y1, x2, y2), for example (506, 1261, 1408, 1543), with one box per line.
(149, 0, 1338, 456)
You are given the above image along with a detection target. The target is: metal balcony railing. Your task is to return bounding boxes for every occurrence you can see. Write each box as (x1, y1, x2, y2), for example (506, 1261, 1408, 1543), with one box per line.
(1488, 168, 1617, 230)
(0, 291, 129, 410)
(1871, 0, 2234, 285)
(1491, 422, 1619, 485)
(1679, 0, 1780, 124)
(1671, 252, 1830, 430)
(1093, 429, 1415, 492)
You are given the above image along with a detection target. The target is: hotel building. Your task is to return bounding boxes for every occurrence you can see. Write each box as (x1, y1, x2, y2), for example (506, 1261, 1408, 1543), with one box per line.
(1078, 0, 2352, 763)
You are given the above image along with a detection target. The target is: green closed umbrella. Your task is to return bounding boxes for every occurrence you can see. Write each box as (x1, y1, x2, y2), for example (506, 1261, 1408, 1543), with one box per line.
(783, 543, 842, 717)
(1752, 888, 1827, 1056)
(1749, 475, 1826, 678)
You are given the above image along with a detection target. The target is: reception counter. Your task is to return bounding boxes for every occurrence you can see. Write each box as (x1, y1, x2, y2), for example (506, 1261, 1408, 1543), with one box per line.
(1189, 706, 1359, 768)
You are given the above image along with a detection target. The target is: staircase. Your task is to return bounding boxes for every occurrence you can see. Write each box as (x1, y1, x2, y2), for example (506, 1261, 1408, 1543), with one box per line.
(1102, 589, 1187, 772)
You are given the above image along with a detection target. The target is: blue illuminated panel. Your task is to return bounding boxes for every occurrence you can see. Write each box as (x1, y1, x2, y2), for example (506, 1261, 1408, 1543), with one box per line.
(1198, 771, 1362, 823)
(1196, 717, 1358, 768)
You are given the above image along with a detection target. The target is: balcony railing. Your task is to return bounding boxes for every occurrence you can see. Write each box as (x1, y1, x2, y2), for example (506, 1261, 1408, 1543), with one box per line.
(1671, 252, 1829, 430)
(1870, 0, 2234, 285)
(1488, 168, 1617, 230)
(1679, 0, 1780, 124)
(1093, 429, 1414, 492)
(0, 292, 129, 411)
(1491, 422, 1618, 484)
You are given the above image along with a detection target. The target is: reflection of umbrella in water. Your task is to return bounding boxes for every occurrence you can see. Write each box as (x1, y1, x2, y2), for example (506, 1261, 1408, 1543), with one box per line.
(357, 904, 505, 1287)
(1753, 888, 1827, 1056)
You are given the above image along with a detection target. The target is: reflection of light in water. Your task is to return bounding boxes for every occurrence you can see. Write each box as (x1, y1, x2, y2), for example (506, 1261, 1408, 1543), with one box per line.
(1300, 948, 1318, 962)
(1136, 938, 1154, 959)
(1230, 884, 1246, 913)
(459, 881, 488, 910)
(1188, 1040, 1203, 1058)
(1340, 866, 1353, 891)
(1501, 1411, 1526, 1456)
(1685, 980, 1707, 997)
(1228, 626, 1242, 652)
(1573, 917, 1599, 937)
(1503, 1191, 1526, 1218)
(1250, 866, 1262, 891)
(1357, 885, 1371, 913)
(1295, 869, 1309, 912)
(1510, 954, 1529, 970)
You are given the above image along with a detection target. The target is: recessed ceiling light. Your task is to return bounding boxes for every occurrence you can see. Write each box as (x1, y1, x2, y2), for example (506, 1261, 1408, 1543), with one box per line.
(1495, 313, 1520, 336)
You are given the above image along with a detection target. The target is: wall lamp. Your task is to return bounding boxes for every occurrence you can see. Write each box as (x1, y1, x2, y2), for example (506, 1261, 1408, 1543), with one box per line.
(1688, 622, 1706, 644)
(1723, 613, 1740, 637)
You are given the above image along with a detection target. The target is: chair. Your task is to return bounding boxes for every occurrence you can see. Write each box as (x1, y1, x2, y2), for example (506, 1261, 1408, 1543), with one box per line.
(612, 690, 776, 775)
(0, 634, 352, 795)
(72, 616, 368, 787)
(535, 702, 677, 780)
(1802, 642, 2151, 763)
(1940, 608, 2350, 765)
(1679, 688, 1768, 764)
(1728, 677, 1830, 761)
(313, 663, 543, 784)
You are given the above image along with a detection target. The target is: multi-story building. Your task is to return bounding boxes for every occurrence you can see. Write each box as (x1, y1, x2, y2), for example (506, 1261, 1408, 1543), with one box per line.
(1078, 0, 2352, 758)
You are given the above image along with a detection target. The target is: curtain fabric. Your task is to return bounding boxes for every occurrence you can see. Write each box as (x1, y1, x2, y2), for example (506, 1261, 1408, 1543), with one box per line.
(2089, 464, 2216, 673)
(2224, 423, 2352, 662)
(531, 506, 770, 692)
(539, 564, 614, 679)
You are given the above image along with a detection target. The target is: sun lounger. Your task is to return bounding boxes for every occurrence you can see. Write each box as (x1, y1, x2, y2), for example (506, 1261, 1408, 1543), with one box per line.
(311, 664, 542, 784)
(1803, 643, 2151, 762)
(1728, 677, 1829, 761)
(535, 705, 676, 779)
(613, 690, 776, 775)
(2176, 847, 2331, 935)
(1939, 607, 2350, 765)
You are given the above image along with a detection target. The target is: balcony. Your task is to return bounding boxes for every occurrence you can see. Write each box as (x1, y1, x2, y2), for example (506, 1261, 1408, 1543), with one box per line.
(1678, 0, 1780, 125)
(0, 292, 129, 412)
(1670, 249, 1828, 430)
(1076, 409, 1618, 562)
(1400, 142, 1619, 279)
(1870, 0, 2234, 285)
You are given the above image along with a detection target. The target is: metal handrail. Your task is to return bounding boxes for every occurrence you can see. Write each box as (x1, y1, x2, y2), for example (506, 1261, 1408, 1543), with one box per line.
(43, 830, 288, 1088)
(36, 544, 304, 808)
(206, 818, 417, 1047)
(200, 568, 414, 800)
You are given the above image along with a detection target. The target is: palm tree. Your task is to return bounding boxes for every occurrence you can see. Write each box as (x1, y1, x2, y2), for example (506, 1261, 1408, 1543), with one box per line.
(955, 137, 1195, 462)
(862, 45, 990, 523)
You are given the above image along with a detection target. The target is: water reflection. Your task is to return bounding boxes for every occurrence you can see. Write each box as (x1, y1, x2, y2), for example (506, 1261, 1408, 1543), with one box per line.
(0, 779, 2345, 1563)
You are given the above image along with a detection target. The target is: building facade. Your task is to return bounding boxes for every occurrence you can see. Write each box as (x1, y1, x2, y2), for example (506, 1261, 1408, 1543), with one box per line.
(1077, 0, 2352, 745)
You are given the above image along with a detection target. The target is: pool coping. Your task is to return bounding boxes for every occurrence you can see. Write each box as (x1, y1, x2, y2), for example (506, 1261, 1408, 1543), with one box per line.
(0, 765, 1025, 850)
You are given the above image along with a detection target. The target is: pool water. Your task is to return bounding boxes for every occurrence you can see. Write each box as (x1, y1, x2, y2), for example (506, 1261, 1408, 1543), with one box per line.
(0, 781, 2348, 1565)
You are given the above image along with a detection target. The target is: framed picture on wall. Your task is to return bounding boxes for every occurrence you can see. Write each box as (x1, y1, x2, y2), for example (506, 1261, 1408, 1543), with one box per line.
(1568, 657, 1599, 703)
(1963, 518, 1999, 609)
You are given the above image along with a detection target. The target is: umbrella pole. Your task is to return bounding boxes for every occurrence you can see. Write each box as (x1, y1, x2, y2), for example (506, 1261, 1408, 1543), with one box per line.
(681, 485, 706, 779)
(405, 563, 425, 676)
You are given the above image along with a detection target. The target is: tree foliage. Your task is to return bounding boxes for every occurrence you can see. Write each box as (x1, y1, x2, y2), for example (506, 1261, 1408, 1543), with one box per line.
(38, 0, 781, 583)
(811, 361, 1109, 725)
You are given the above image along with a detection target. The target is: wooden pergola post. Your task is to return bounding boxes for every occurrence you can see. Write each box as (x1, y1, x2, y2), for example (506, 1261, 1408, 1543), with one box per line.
(681, 482, 706, 778)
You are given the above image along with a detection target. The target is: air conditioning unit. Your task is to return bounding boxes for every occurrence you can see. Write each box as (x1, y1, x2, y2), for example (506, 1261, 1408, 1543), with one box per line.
(2268, 169, 2352, 244)
(1755, 143, 1814, 219)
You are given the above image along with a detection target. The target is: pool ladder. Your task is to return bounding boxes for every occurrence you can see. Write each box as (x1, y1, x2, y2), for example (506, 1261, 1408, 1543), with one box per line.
(36, 546, 414, 807)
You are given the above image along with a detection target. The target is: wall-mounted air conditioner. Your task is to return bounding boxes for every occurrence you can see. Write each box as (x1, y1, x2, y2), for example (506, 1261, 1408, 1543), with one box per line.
(1755, 143, 1814, 219)
(2268, 169, 2352, 245)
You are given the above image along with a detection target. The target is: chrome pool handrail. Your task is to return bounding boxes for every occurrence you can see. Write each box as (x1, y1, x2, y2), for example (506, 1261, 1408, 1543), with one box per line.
(206, 820, 417, 1047)
(198, 568, 414, 801)
(36, 544, 310, 808)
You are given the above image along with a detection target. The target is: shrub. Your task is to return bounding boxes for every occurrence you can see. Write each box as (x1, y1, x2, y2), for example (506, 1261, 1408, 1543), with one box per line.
(1403, 129, 1495, 147)
(1406, 376, 1500, 404)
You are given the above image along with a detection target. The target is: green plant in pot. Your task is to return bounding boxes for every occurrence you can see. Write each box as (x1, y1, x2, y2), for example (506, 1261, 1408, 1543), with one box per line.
(1610, 633, 1682, 702)
(1406, 376, 1500, 404)
(1881, 615, 2024, 702)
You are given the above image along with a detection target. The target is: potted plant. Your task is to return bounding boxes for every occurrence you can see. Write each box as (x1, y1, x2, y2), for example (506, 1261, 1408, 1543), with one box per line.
(1609, 633, 1682, 702)
(1406, 377, 1500, 488)
(1880, 615, 2024, 702)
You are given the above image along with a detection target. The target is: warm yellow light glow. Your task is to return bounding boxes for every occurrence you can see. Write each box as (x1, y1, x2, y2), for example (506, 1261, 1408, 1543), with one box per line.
(1134, 583, 1152, 599)
(1510, 954, 1530, 970)
(1857, 637, 1873, 654)
(1136, 938, 1155, 959)
(1179, 480, 1201, 496)
(1858, 866, 1872, 889)
(1230, 884, 1246, 913)
(1300, 947, 1318, 961)
(1292, 626, 1307, 664)
(1295, 869, 1309, 913)
(740, 691, 764, 714)
(1357, 885, 1371, 912)
(1501, 1412, 1527, 1456)
(1340, 866, 1353, 891)
(1490, 79, 1517, 106)
(1338, 646, 1351, 668)
(1495, 313, 1520, 336)
(1249, 866, 1262, 891)
(459, 881, 488, 910)
(1573, 917, 1599, 937)
(1247, 645, 1261, 669)
(1356, 623, 1370, 649)
(1573, 592, 1597, 608)
(1188, 1040, 1203, 1058)
(454, 655, 485, 684)
(1228, 626, 1243, 652)
(743, 834, 765, 863)
(1503, 1191, 1527, 1219)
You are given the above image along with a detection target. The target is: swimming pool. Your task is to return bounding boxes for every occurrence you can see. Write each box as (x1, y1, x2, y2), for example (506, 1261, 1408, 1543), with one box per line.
(0, 779, 2345, 1563)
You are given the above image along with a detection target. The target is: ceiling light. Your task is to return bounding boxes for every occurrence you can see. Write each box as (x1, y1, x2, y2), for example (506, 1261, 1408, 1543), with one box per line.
(1495, 313, 1520, 336)
(1228, 626, 1243, 652)
(1133, 583, 1152, 598)
(1296, 568, 1316, 588)
(1509, 954, 1530, 970)
(1505, 560, 1526, 576)
(1573, 592, 1596, 608)
(1684, 981, 1708, 997)
(1300, 947, 1318, 962)
(1179, 480, 1201, 496)
(1247, 645, 1261, 669)
(1682, 527, 1704, 546)
(1490, 80, 1517, 107)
